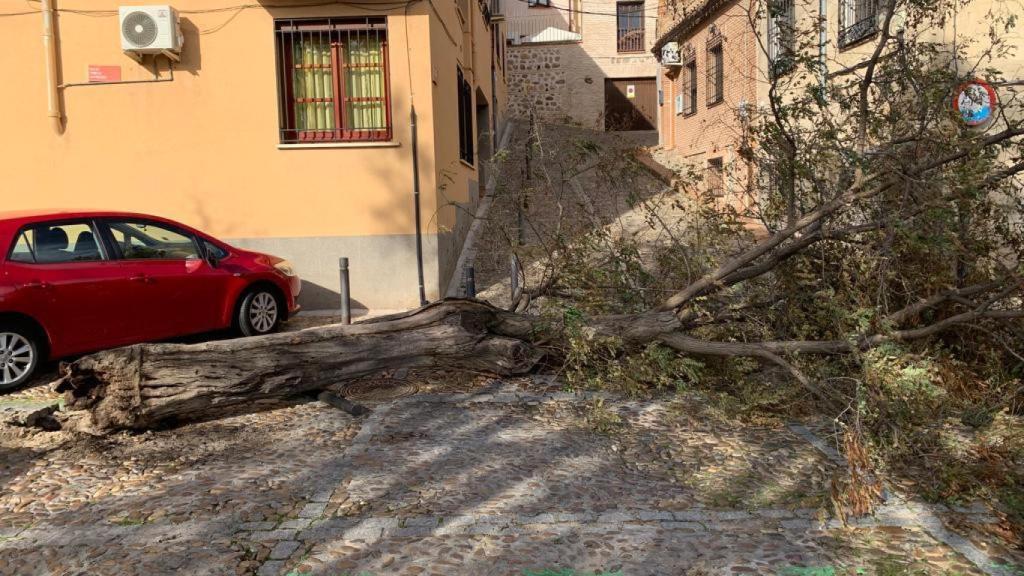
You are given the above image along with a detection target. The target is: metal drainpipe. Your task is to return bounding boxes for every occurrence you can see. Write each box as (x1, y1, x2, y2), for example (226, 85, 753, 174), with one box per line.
(656, 71, 663, 147)
(42, 0, 63, 134)
(819, 0, 828, 91)
(411, 105, 428, 306)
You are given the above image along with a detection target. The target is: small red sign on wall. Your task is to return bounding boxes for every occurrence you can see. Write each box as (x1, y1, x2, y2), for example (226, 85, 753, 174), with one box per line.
(88, 65, 122, 83)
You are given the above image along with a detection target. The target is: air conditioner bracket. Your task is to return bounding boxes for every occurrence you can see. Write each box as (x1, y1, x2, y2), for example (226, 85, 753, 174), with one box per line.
(160, 49, 181, 63)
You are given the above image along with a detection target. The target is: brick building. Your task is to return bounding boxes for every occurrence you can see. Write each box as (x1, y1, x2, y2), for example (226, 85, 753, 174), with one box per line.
(504, 0, 660, 130)
(653, 0, 763, 205)
(652, 0, 1023, 206)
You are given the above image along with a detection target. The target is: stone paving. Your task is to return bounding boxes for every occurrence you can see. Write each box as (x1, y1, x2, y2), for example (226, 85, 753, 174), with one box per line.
(1, 379, 1022, 576)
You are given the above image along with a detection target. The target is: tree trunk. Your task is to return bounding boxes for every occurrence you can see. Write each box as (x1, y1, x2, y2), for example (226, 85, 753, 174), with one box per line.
(52, 286, 1009, 434)
(54, 300, 543, 434)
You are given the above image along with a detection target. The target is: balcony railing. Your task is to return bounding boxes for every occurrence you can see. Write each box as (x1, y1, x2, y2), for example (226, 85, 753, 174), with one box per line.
(506, 14, 580, 44)
(616, 0, 644, 53)
(617, 28, 645, 53)
(838, 0, 878, 48)
(767, 0, 794, 61)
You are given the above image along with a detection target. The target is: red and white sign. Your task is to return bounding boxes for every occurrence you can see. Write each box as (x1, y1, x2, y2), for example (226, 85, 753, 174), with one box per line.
(88, 65, 122, 83)
(952, 79, 997, 127)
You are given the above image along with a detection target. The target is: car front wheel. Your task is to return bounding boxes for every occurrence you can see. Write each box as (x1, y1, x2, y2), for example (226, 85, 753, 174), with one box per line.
(0, 327, 39, 392)
(237, 289, 282, 337)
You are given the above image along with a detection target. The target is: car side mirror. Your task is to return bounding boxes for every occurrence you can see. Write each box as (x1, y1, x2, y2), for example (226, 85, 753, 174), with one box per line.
(203, 242, 223, 268)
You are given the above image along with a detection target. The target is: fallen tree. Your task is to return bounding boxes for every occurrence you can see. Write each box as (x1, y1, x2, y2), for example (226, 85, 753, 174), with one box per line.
(53, 296, 703, 433)
(53, 300, 543, 433)
(49, 0, 1024, 436)
(53, 272, 1021, 434)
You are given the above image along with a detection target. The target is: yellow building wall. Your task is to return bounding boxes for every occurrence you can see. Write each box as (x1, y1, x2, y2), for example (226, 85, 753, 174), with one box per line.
(772, 0, 1022, 112)
(2, 1, 434, 238)
(426, 0, 506, 293)
(818, 0, 1023, 79)
(0, 0, 505, 310)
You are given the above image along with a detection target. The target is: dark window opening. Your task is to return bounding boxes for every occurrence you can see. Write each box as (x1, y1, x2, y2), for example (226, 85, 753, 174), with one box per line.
(682, 55, 697, 115)
(458, 67, 475, 165)
(275, 17, 392, 144)
(707, 158, 724, 196)
(706, 39, 724, 105)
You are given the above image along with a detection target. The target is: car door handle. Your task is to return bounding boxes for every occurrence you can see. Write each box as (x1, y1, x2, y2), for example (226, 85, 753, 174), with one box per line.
(129, 275, 154, 284)
(23, 281, 50, 290)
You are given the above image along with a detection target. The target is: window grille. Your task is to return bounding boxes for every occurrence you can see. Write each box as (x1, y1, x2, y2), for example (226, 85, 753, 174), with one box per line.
(275, 18, 392, 143)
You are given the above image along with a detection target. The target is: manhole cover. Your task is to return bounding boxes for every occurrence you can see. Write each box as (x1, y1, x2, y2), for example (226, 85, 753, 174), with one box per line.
(339, 380, 418, 401)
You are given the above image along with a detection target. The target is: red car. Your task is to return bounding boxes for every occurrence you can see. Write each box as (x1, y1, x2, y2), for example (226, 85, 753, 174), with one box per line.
(0, 210, 301, 390)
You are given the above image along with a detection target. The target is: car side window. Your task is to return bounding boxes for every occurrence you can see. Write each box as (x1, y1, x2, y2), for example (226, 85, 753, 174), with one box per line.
(107, 221, 201, 261)
(9, 231, 36, 263)
(7, 222, 104, 264)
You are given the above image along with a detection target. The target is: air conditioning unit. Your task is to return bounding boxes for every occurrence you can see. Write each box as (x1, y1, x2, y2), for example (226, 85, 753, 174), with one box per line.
(119, 5, 182, 61)
(661, 42, 682, 66)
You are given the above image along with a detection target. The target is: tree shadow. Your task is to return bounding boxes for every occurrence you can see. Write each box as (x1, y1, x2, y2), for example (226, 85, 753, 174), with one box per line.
(1, 386, 999, 575)
(289, 394, 855, 575)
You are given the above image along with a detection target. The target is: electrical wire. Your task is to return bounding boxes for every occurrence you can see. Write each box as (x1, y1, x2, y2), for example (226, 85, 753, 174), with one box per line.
(196, 0, 417, 33)
(4, 0, 682, 27)
(7, 0, 671, 20)
(2, 0, 426, 33)
(6, 0, 431, 17)
(198, 5, 245, 34)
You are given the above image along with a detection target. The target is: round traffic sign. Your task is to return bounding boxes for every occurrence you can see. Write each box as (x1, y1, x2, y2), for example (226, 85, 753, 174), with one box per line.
(953, 79, 998, 127)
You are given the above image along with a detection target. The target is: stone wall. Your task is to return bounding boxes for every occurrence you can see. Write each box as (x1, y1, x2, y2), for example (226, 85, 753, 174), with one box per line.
(505, 0, 660, 130)
(508, 43, 659, 129)
(507, 45, 571, 123)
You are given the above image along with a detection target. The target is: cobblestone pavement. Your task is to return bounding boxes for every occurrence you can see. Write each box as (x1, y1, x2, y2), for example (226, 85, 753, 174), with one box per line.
(2, 379, 1022, 576)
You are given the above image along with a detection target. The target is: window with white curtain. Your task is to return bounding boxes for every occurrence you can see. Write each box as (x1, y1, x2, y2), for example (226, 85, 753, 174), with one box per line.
(275, 18, 392, 143)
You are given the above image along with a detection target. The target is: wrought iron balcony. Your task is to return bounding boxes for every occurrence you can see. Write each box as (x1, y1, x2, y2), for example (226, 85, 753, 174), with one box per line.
(838, 0, 878, 48)
(617, 28, 645, 53)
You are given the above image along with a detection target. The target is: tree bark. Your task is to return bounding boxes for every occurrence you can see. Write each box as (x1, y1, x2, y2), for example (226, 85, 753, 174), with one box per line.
(54, 300, 543, 434)
(50, 283, 1021, 435)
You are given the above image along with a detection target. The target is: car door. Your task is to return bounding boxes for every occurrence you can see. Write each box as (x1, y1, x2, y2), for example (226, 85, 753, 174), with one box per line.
(100, 219, 233, 341)
(3, 220, 142, 356)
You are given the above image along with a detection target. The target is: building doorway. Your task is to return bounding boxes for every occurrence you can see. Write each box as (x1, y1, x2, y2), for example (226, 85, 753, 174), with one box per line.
(604, 77, 657, 131)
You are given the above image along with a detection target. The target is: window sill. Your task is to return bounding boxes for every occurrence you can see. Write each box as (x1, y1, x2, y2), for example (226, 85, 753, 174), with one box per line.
(706, 99, 725, 109)
(278, 141, 401, 150)
(460, 158, 476, 169)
